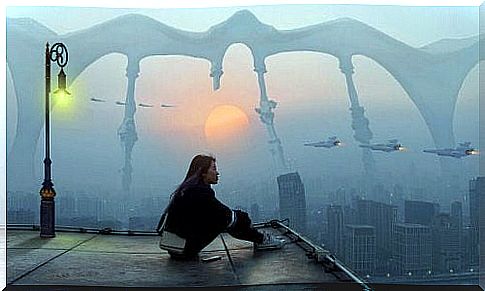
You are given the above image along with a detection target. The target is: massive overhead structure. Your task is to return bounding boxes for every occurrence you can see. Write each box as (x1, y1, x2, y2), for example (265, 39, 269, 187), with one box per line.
(6, 10, 481, 191)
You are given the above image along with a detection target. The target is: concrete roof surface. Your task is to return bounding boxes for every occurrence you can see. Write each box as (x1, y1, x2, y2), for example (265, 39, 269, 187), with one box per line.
(6, 225, 363, 290)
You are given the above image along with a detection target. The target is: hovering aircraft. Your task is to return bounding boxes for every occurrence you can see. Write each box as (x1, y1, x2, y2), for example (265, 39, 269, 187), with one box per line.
(304, 136, 342, 148)
(359, 139, 405, 152)
(161, 104, 176, 108)
(138, 103, 154, 108)
(423, 142, 479, 159)
(115, 101, 126, 106)
(90, 98, 106, 102)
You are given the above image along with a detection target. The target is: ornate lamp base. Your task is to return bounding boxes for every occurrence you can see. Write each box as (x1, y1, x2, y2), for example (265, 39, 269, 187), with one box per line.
(40, 198, 55, 238)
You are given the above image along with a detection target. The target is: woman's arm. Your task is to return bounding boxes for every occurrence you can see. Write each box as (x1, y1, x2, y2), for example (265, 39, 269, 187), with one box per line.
(184, 187, 233, 232)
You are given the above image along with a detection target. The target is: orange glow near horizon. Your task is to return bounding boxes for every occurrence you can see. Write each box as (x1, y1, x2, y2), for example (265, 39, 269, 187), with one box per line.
(204, 105, 249, 142)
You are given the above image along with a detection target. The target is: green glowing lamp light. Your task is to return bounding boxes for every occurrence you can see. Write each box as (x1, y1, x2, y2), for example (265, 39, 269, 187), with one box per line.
(53, 68, 72, 107)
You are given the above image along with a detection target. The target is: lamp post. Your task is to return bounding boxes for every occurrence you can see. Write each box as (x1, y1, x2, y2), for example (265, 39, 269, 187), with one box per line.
(40, 42, 69, 238)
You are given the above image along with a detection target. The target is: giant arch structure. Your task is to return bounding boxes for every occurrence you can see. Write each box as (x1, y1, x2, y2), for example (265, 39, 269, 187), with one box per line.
(6, 11, 481, 191)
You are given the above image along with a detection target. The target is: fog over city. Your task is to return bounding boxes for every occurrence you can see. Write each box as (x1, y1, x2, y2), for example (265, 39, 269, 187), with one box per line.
(6, 4, 483, 283)
(6, 4, 479, 217)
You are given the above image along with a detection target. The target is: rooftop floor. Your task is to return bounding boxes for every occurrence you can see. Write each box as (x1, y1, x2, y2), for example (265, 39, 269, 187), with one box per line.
(6, 223, 483, 291)
(6, 223, 366, 290)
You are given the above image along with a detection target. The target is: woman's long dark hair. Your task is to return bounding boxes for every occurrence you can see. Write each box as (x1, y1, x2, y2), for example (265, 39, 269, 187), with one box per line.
(172, 154, 216, 198)
(158, 154, 216, 232)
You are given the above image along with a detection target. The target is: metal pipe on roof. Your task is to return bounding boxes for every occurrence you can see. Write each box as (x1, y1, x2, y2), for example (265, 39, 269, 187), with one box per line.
(261, 220, 374, 291)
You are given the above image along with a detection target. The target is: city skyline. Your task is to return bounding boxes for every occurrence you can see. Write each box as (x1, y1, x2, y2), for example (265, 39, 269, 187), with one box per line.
(5, 4, 482, 287)
(7, 176, 482, 282)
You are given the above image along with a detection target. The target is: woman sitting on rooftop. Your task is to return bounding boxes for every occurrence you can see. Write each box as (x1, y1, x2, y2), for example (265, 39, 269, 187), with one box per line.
(157, 154, 282, 259)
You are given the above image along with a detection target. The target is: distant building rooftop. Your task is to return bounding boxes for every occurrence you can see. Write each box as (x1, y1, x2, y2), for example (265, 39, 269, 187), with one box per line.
(394, 223, 431, 228)
(345, 224, 375, 229)
(6, 221, 371, 290)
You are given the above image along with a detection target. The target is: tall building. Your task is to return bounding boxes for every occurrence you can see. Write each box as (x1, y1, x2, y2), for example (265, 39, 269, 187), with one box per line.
(393, 223, 432, 276)
(463, 226, 479, 268)
(372, 183, 387, 204)
(451, 201, 463, 228)
(327, 205, 344, 259)
(343, 205, 356, 226)
(250, 203, 260, 223)
(344, 225, 376, 276)
(277, 172, 306, 234)
(431, 213, 463, 273)
(7, 191, 39, 224)
(7, 191, 39, 213)
(356, 199, 397, 274)
(450, 201, 463, 256)
(7, 209, 35, 224)
(391, 184, 405, 222)
(330, 187, 347, 206)
(404, 200, 439, 226)
(468, 177, 485, 273)
(128, 215, 159, 231)
(469, 177, 485, 228)
(77, 196, 102, 221)
(140, 196, 159, 217)
(57, 196, 77, 225)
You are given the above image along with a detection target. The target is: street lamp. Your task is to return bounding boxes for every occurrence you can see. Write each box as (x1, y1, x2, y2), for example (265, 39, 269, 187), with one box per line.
(40, 42, 70, 238)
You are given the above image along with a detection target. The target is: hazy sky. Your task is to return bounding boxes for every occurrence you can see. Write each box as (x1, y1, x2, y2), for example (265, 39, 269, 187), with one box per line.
(6, 5, 478, 46)
(5, 4, 480, 198)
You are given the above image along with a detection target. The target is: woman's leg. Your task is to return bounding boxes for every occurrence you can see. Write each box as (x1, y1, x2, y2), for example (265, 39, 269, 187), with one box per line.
(227, 210, 264, 243)
(182, 230, 221, 257)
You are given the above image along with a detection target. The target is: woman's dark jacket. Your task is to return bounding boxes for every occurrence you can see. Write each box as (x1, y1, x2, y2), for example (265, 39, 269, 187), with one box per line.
(161, 183, 232, 241)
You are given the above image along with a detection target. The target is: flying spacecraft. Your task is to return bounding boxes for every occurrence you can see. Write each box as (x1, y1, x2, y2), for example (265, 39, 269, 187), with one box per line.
(304, 136, 342, 148)
(115, 101, 126, 106)
(90, 98, 106, 102)
(161, 104, 176, 108)
(138, 103, 154, 108)
(359, 139, 405, 152)
(423, 142, 479, 158)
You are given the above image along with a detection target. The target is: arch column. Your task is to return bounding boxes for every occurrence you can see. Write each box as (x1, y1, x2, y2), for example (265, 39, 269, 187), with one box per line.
(253, 57, 288, 174)
(339, 56, 376, 179)
(210, 59, 224, 91)
(117, 57, 140, 193)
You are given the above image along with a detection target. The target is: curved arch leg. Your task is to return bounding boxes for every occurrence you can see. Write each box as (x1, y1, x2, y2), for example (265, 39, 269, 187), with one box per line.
(340, 57, 376, 179)
(117, 58, 140, 194)
(253, 58, 288, 174)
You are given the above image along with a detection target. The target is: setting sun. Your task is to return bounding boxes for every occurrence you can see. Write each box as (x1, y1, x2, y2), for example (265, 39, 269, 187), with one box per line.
(204, 105, 249, 141)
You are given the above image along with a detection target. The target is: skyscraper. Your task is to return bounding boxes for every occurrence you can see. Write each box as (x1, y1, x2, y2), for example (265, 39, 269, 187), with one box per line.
(345, 225, 376, 276)
(327, 205, 344, 259)
(393, 223, 432, 276)
(451, 201, 463, 229)
(431, 213, 462, 273)
(450, 201, 463, 256)
(468, 177, 485, 274)
(404, 200, 439, 226)
(57, 196, 76, 225)
(277, 172, 306, 234)
(463, 226, 479, 268)
(250, 203, 260, 224)
(356, 199, 397, 274)
(469, 177, 485, 228)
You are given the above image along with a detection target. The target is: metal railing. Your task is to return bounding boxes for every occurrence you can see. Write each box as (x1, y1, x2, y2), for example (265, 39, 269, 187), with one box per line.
(255, 219, 373, 291)
(7, 223, 158, 236)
